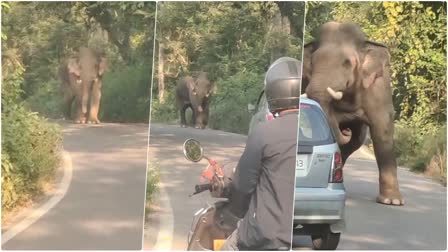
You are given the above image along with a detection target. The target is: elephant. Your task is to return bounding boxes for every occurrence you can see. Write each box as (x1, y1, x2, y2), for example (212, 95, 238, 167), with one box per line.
(175, 72, 213, 129)
(302, 22, 404, 206)
(59, 47, 107, 124)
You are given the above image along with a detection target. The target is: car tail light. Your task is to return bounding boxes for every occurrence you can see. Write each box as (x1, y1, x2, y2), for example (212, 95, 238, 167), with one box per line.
(266, 113, 274, 121)
(330, 152, 343, 183)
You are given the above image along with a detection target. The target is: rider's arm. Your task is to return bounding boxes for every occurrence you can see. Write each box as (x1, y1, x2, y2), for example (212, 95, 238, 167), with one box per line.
(231, 128, 264, 217)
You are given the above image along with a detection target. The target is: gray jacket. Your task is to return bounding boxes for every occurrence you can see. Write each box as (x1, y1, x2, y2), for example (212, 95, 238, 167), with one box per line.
(232, 111, 298, 250)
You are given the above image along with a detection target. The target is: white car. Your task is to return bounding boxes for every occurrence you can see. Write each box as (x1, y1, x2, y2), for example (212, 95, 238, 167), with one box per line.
(294, 96, 346, 250)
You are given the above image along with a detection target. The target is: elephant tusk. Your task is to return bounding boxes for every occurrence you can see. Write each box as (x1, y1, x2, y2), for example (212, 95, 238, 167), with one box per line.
(327, 87, 343, 100)
(300, 93, 308, 98)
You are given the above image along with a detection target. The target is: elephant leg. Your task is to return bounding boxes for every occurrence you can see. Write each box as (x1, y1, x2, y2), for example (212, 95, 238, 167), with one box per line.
(190, 106, 198, 128)
(193, 109, 202, 129)
(74, 95, 86, 124)
(369, 110, 403, 206)
(202, 106, 209, 129)
(63, 92, 74, 120)
(88, 80, 102, 124)
(180, 104, 188, 127)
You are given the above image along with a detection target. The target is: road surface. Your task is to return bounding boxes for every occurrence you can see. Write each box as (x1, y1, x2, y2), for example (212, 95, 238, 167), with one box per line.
(144, 124, 247, 250)
(293, 158, 447, 250)
(146, 123, 446, 250)
(2, 122, 148, 250)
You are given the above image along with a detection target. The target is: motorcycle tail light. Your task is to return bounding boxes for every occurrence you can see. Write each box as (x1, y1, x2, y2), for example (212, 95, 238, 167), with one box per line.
(330, 152, 343, 183)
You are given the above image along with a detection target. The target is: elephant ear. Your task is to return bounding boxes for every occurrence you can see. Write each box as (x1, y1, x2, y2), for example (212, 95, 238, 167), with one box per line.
(98, 57, 107, 76)
(67, 58, 81, 77)
(206, 82, 215, 97)
(361, 41, 390, 89)
(302, 41, 318, 93)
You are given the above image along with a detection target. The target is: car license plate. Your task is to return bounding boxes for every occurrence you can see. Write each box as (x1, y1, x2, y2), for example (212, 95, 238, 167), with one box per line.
(296, 155, 308, 170)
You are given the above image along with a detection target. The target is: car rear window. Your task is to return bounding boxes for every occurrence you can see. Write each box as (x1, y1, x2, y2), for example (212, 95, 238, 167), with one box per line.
(298, 103, 335, 146)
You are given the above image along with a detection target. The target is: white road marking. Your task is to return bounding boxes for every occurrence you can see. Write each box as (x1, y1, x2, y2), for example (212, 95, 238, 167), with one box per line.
(152, 183, 174, 251)
(2, 151, 73, 245)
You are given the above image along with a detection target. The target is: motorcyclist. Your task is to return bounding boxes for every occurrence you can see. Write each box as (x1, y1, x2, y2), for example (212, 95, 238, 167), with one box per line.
(222, 57, 302, 250)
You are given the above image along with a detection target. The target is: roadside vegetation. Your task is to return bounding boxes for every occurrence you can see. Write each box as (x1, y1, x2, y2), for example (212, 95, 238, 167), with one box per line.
(1, 2, 156, 215)
(1, 35, 62, 213)
(145, 162, 160, 216)
(151, 2, 305, 134)
(306, 2, 447, 183)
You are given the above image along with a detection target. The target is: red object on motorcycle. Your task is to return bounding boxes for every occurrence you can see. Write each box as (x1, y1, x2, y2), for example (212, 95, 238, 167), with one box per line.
(200, 159, 224, 182)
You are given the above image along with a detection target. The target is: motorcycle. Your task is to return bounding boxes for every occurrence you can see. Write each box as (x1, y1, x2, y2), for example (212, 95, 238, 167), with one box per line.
(183, 138, 239, 251)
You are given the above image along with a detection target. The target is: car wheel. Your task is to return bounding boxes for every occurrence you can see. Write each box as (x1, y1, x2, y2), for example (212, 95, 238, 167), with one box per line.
(311, 231, 340, 250)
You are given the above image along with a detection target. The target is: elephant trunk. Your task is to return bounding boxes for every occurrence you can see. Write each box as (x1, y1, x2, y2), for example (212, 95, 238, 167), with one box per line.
(327, 111, 352, 145)
(307, 80, 351, 145)
(197, 105, 203, 113)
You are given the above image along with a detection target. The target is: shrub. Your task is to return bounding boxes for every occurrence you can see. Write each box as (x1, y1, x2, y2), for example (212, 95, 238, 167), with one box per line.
(394, 124, 421, 166)
(150, 91, 178, 124)
(145, 162, 160, 215)
(99, 64, 152, 123)
(2, 53, 62, 213)
(2, 104, 62, 212)
(208, 71, 264, 134)
(422, 125, 447, 184)
(394, 122, 447, 183)
(26, 80, 64, 119)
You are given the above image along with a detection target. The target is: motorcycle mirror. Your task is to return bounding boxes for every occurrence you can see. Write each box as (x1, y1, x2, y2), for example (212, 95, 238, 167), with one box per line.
(182, 138, 204, 162)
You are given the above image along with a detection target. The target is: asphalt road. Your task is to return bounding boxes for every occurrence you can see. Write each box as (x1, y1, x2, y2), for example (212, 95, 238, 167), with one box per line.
(144, 123, 247, 250)
(2, 122, 148, 250)
(293, 158, 447, 250)
(145, 123, 446, 250)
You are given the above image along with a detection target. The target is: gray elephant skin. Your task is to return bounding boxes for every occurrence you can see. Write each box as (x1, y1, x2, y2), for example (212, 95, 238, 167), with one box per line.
(59, 47, 107, 124)
(175, 72, 213, 129)
(302, 22, 404, 206)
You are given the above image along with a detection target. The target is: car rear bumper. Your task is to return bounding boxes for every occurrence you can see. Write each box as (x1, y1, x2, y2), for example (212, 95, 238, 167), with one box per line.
(294, 186, 346, 224)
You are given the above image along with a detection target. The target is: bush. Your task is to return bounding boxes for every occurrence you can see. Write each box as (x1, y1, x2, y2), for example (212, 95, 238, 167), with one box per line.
(145, 162, 160, 214)
(394, 122, 446, 183)
(2, 104, 62, 212)
(208, 71, 264, 134)
(150, 91, 178, 124)
(100, 64, 152, 123)
(2, 53, 62, 213)
(26, 80, 64, 119)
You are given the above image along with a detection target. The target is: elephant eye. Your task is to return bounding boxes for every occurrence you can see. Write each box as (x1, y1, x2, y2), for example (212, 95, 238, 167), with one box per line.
(343, 58, 351, 67)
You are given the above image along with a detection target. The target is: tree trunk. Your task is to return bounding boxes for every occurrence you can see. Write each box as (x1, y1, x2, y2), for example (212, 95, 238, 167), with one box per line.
(270, 11, 283, 64)
(158, 40, 165, 104)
